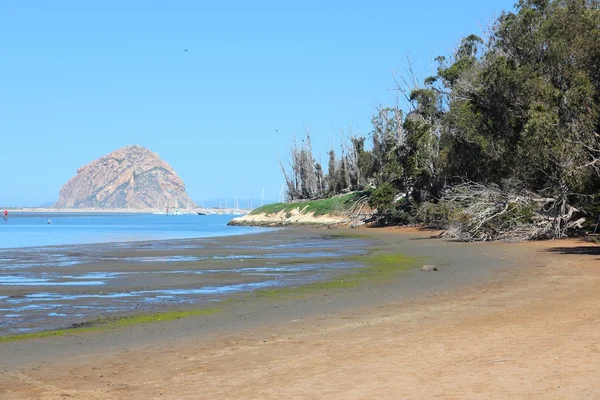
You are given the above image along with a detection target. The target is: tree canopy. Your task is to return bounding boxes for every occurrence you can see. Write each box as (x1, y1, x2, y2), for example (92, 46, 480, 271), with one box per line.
(280, 0, 600, 237)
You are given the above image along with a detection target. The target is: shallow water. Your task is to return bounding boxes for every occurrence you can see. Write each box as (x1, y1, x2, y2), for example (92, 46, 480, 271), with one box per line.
(0, 275, 105, 286)
(0, 231, 368, 334)
(0, 213, 271, 249)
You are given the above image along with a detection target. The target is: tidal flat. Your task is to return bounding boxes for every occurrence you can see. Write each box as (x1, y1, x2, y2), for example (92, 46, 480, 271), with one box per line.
(0, 226, 520, 345)
(0, 229, 371, 335)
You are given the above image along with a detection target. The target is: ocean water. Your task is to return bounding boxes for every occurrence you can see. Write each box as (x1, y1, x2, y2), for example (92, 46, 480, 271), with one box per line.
(0, 212, 268, 249)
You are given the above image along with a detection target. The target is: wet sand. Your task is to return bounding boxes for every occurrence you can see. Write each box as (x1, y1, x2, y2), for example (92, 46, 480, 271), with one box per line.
(0, 230, 368, 334)
(1, 227, 598, 398)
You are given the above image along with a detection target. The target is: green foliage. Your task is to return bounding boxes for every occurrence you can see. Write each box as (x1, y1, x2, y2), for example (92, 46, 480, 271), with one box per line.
(368, 183, 398, 215)
(415, 201, 455, 227)
(436, 0, 600, 205)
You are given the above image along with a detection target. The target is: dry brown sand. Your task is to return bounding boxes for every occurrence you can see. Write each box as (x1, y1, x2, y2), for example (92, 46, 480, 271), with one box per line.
(1, 230, 599, 399)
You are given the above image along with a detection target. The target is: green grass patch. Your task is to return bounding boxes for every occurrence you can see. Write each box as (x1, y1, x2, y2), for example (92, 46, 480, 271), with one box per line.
(254, 251, 416, 299)
(250, 192, 367, 217)
(0, 308, 221, 344)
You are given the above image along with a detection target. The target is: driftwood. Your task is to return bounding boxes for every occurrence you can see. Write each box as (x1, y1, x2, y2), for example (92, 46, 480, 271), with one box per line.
(489, 358, 516, 364)
(341, 195, 372, 227)
(439, 183, 589, 242)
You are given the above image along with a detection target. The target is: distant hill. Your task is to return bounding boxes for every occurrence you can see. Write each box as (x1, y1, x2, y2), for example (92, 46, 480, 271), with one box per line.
(55, 145, 195, 209)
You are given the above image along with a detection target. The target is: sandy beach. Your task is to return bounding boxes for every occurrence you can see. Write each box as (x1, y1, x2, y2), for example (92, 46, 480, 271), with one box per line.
(1, 227, 599, 399)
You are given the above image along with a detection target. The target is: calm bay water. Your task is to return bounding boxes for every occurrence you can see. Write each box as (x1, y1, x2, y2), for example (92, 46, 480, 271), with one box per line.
(0, 213, 267, 249)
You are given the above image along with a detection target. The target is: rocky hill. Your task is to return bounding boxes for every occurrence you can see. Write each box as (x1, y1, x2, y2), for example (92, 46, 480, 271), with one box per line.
(55, 145, 195, 209)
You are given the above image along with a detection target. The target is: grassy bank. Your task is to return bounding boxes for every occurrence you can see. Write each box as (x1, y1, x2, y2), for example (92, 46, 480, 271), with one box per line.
(250, 192, 367, 217)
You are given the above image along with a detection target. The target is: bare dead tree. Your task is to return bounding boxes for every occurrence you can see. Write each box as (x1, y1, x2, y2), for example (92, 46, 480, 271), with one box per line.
(391, 55, 422, 112)
(334, 124, 365, 191)
(279, 132, 324, 201)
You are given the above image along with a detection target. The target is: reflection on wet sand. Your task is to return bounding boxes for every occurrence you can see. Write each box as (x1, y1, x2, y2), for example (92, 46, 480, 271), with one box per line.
(0, 232, 369, 334)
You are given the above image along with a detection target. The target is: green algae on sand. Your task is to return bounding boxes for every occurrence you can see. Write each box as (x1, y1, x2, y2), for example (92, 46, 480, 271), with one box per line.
(0, 308, 221, 344)
(254, 252, 417, 298)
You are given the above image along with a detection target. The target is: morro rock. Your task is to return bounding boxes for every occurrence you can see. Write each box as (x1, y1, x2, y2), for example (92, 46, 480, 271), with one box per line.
(55, 145, 195, 209)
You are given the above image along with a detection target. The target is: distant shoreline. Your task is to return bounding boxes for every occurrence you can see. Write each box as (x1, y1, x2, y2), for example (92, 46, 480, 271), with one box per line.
(5, 207, 251, 214)
(7, 207, 154, 213)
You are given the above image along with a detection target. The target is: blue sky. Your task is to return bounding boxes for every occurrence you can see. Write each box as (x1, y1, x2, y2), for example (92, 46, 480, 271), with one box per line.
(0, 1, 516, 206)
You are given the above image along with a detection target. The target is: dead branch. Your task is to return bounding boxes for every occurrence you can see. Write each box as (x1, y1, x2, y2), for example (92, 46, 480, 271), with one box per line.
(439, 183, 588, 242)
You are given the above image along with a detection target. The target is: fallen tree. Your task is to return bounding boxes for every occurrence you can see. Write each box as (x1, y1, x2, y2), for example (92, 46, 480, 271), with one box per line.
(436, 183, 589, 242)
